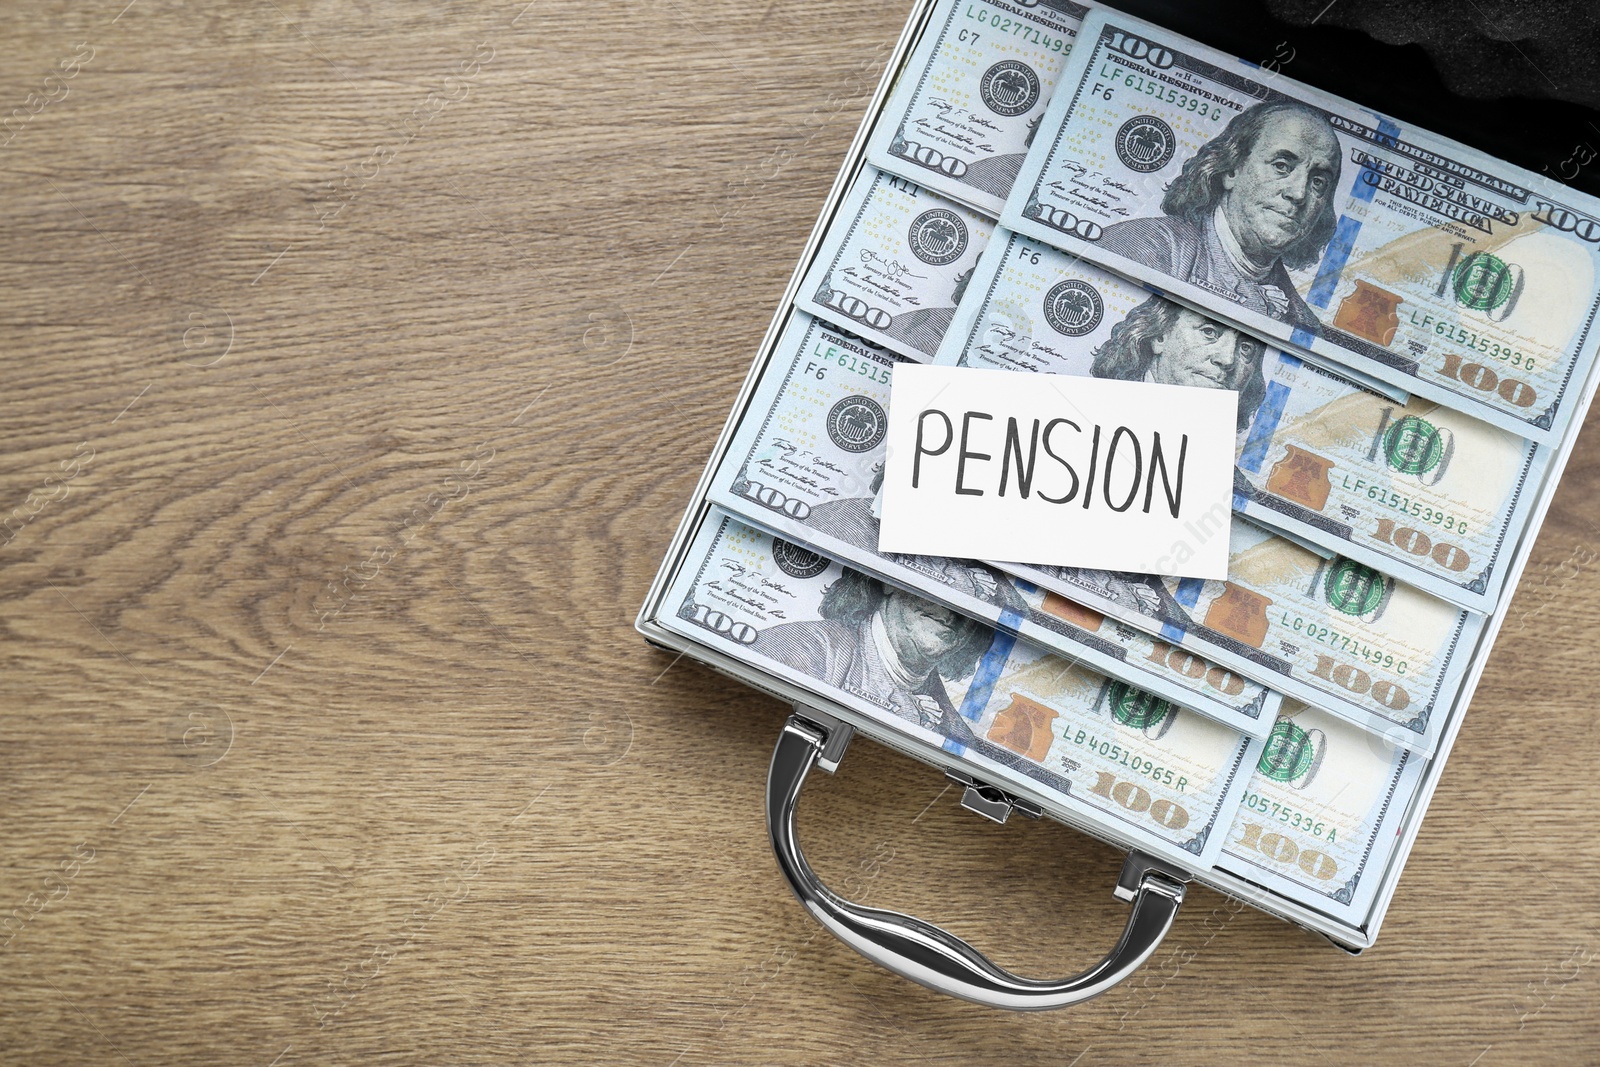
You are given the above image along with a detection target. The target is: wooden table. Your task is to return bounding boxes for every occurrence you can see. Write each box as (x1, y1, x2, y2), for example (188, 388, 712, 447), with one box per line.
(2, 0, 1597, 1062)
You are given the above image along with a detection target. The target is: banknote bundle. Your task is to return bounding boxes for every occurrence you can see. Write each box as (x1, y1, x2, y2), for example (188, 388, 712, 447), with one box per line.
(796, 168, 993, 361)
(663, 509, 1261, 868)
(935, 230, 1549, 613)
(1001, 8, 1600, 447)
(1002, 521, 1482, 756)
(658, 0, 1600, 931)
(1220, 700, 1423, 924)
(865, 0, 1095, 216)
(708, 310, 1281, 735)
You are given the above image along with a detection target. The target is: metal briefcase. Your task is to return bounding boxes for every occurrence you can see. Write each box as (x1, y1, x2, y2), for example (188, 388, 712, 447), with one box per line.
(635, 0, 1600, 1010)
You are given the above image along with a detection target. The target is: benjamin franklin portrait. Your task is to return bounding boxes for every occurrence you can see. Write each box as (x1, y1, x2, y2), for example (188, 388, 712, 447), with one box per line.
(1100, 101, 1342, 332)
(1091, 294, 1267, 432)
(753, 570, 993, 732)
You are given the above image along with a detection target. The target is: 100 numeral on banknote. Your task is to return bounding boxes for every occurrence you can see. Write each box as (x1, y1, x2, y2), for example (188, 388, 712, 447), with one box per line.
(866, 0, 1093, 215)
(934, 230, 1546, 612)
(662, 509, 1258, 865)
(1002, 9, 1600, 445)
(709, 310, 1279, 733)
(1005, 517, 1483, 756)
(797, 168, 993, 362)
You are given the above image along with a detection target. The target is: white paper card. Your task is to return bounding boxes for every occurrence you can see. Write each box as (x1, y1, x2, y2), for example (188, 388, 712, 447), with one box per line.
(878, 365, 1236, 579)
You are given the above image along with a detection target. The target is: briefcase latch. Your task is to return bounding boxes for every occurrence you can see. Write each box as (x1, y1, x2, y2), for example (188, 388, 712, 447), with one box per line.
(945, 771, 1043, 824)
(791, 703, 853, 774)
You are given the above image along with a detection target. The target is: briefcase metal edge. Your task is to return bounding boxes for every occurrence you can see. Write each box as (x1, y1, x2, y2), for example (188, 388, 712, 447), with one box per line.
(633, 0, 1600, 956)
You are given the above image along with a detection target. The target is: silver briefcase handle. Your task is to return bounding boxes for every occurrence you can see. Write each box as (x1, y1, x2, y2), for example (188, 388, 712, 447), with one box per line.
(766, 712, 1189, 1011)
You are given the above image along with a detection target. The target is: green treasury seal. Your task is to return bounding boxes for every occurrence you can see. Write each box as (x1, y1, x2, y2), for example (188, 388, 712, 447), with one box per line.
(1258, 718, 1323, 786)
(1451, 251, 1519, 313)
(1323, 559, 1389, 618)
(1383, 415, 1447, 476)
(1106, 682, 1175, 737)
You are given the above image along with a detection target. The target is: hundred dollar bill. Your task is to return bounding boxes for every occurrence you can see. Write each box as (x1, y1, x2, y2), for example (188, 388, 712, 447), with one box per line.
(935, 230, 1549, 613)
(662, 508, 1260, 866)
(709, 310, 1280, 734)
(866, 0, 1093, 216)
(1001, 8, 1600, 446)
(1003, 518, 1484, 756)
(795, 168, 993, 361)
(1217, 701, 1424, 924)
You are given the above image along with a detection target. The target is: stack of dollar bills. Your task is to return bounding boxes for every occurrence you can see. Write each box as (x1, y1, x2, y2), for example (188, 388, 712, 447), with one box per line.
(657, 0, 1600, 928)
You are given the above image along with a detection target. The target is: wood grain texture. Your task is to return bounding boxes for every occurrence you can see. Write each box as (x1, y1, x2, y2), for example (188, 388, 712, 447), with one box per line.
(0, 0, 1597, 1063)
